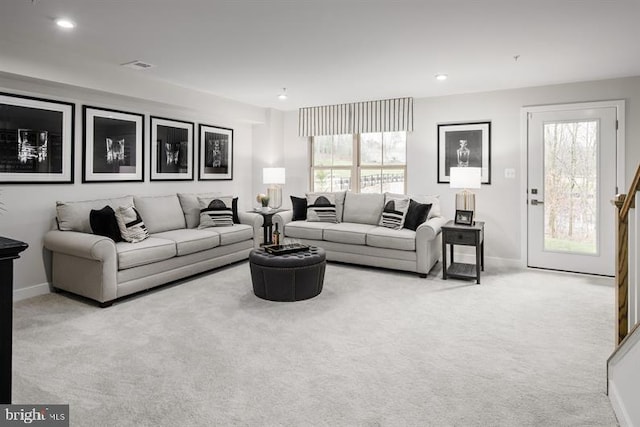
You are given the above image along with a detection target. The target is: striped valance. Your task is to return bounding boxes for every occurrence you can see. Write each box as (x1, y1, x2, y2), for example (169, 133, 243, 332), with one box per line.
(298, 97, 413, 137)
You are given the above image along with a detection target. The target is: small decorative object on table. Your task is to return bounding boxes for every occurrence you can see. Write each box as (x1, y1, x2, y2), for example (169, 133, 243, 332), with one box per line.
(256, 193, 270, 211)
(454, 209, 474, 225)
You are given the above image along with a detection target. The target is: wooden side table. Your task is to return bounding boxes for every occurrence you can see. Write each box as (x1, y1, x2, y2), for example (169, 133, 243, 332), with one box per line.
(248, 208, 285, 245)
(441, 220, 484, 284)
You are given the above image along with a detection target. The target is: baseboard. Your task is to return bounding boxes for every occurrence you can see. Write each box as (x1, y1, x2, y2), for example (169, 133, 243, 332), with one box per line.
(608, 381, 630, 427)
(13, 282, 50, 302)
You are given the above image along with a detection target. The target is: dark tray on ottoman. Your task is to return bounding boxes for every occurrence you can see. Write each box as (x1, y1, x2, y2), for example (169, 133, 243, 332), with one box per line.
(264, 243, 310, 255)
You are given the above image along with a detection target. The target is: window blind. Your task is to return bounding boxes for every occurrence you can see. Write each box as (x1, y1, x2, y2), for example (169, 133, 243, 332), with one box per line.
(298, 97, 413, 137)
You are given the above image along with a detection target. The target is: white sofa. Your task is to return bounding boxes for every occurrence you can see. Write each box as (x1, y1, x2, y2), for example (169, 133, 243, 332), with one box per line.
(273, 191, 446, 277)
(43, 193, 262, 307)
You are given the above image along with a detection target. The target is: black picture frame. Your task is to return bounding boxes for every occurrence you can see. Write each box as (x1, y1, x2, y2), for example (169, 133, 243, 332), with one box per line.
(0, 92, 74, 184)
(437, 121, 491, 184)
(83, 106, 144, 183)
(198, 124, 233, 181)
(455, 209, 474, 226)
(150, 116, 194, 181)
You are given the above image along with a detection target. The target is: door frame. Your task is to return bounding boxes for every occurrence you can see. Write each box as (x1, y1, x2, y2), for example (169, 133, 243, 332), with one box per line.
(519, 100, 626, 269)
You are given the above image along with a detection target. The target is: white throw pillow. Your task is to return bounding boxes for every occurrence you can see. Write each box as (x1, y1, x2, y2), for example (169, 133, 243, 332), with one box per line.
(379, 193, 410, 230)
(115, 205, 149, 243)
(198, 196, 235, 228)
(306, 193, 338, 223)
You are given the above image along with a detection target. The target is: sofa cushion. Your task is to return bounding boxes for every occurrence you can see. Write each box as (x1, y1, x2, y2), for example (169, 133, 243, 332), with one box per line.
(324, 223, 378, 245)
(379, 193, 410, 230)
(213, 224, 253, 245)
(198, 196, 235, 228)
(151, 229, 220, 256)
(133, 195, 186, 233)
(409, 194, 441, 219)
(404, 200, 432, 231)
(306, 191, 346, 221)
(291, 196, 307, 221)
(115, 205, 150, 243)
(284, 221, 333, 240)
(116, 237, 176, 270)
(56, 195, 134, 233)
(342, 192, 384, 225)
(89, 206, 123, 242)
(366, 227, 416, 251)
(177, 192, 220, 228)
(306, 193, 338, 223)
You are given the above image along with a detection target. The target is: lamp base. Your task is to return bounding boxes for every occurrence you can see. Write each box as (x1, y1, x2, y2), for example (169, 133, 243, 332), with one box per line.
(267, 186, 282, 209)
(455, 190, 475, 213)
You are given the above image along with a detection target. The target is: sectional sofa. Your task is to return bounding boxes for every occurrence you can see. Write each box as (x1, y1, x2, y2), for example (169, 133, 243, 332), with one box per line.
(273, 191, 446, 277)
(43, 193, 262, 307)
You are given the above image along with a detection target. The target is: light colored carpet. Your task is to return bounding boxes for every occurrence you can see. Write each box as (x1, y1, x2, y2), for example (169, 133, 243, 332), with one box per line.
(12, 262, 618, 426)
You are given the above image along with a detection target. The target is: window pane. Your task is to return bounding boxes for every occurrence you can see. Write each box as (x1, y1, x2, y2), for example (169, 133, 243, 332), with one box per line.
(382, 169, 405, 193)
(361, 133, 382, 166)
(360, 169, 382, 193)
(313, 136, 332, 166)
(383, 132, 406, 165)
(333, 134, 353, 166)
(313, 169, 332, 192)
(543, 121, 598, 254)
(332, 169, 351, 191)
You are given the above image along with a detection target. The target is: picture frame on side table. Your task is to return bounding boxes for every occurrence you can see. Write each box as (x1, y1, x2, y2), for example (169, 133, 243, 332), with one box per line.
(83, 106, 144, 182)
(454, 209, 474, 226)
(437, 121, 491, 184)
(198, 124, 233, 180)
(150, 116, 194, 181)
(0, 92, 74, 184)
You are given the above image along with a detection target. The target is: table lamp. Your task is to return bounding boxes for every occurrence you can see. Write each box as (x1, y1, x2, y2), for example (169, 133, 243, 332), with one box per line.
(263, 167, 285, 209)
(450, 167, 481, 213)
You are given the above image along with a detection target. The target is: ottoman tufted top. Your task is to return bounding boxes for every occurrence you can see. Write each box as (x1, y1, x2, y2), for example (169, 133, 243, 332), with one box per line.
(249, 246, 326, 268)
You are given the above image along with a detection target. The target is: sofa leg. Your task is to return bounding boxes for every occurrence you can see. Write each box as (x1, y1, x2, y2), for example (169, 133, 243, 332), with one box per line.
(418, 273, 427, 278)
(99, 301, 113, 308)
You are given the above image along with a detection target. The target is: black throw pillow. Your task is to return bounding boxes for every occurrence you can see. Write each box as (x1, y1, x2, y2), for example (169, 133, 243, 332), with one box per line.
(232, 197, 240, 224)
(291, 196, 307, 221)
(403, 200, 432, 231)
(90, 205, 123, 242)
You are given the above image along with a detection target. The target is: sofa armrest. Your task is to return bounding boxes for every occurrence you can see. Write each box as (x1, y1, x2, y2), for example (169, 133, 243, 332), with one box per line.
(44, 230, 117, 261)
(416, 216, 448, 241)
(238, 212, 263, 247)
(272, 210, 293, 233)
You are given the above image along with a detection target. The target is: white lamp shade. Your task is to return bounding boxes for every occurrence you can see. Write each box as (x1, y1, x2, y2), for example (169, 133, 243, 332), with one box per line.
(263, 167, 286, 184)
(450, 167, 481, 189)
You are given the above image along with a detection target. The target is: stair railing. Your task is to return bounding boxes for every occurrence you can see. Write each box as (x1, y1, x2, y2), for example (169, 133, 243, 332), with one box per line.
(613, 164, 640, 344)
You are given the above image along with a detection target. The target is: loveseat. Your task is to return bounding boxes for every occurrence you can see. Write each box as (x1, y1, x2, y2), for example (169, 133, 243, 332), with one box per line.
(273, 191, 447, 277)
(43, 193, 262, 306)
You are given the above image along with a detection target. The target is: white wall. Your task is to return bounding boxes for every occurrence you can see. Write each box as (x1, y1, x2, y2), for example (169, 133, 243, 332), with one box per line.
(0, 73, 267, 298)
(282, 76, 640, 263)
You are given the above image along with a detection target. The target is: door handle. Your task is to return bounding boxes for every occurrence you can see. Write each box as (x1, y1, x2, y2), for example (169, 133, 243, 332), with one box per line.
(530, 199, 544, 205)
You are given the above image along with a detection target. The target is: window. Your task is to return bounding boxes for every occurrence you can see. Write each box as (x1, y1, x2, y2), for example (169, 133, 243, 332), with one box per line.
(311, 132, 406, 193)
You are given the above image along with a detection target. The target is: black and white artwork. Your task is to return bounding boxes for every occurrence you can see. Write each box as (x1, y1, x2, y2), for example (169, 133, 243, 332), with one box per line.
(437, 121, 491, 184)
(83, 106, 144, 182)
(199, 124, 233, 180)
(150, 116, 194, 181)
(0, 92, 74, 183)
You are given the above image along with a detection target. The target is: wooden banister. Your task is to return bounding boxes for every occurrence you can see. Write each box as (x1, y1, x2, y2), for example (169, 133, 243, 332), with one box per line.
(614, 164, 640, 344)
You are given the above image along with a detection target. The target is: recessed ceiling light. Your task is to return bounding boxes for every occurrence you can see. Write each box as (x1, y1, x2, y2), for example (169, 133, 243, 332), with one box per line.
(56, 19, 75, 29)
(435, 74, 448, 81)
(278, 88, 288, 100)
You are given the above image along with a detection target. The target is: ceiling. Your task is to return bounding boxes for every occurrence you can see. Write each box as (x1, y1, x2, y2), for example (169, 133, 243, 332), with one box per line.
(1, 0, 639, 110)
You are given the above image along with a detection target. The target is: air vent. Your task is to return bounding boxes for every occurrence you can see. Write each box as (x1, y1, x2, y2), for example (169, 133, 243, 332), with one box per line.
(121, 60, 155, 70)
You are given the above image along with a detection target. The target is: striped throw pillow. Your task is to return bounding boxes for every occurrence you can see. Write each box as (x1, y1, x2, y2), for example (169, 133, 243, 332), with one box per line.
(198, 197, 234, 228)
(379, 194, 410, 230)
(115, 205, 149, 243)
(306, 194, 337, 223)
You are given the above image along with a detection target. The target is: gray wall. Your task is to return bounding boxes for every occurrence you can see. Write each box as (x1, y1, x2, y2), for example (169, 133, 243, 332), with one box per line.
(0, 73, 267, 298)
(282, 76, 640, 263)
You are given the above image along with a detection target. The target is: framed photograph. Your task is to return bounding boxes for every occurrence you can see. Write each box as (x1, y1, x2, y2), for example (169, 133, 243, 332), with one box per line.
(150, 116, 194, 181)
(437, 121, 491, 184)
(198, 124, 233, 180)
(83, 106, 144, 182)
(0, 92, 74, 184)
(455, 209, 474, 226)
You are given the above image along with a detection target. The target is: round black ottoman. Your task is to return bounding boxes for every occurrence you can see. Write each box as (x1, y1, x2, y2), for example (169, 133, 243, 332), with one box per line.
(249, 246, 326, 302)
